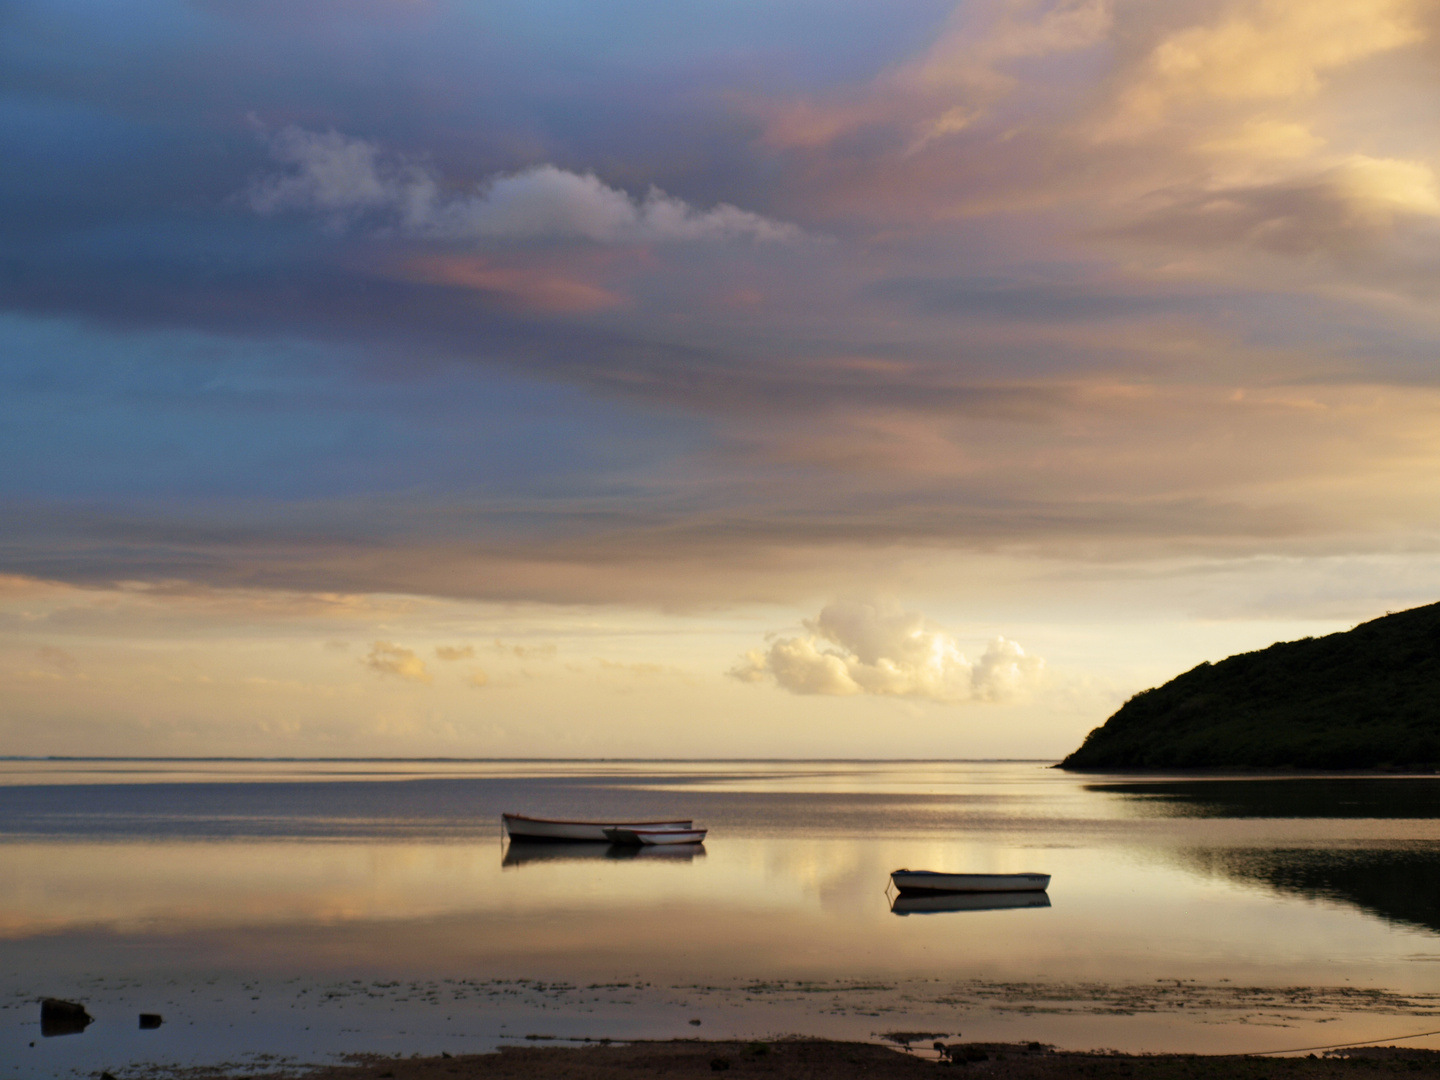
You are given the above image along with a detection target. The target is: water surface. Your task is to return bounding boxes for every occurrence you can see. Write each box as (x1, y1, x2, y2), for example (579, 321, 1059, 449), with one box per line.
(4, 760, 1440, 1077)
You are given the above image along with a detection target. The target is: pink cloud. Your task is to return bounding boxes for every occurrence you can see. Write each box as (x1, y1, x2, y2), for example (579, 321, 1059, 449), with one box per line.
(397, 255, 625, 314)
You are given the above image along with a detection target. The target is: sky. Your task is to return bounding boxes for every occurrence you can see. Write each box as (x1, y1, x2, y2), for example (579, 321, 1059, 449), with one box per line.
(4, 0, 1440, 758)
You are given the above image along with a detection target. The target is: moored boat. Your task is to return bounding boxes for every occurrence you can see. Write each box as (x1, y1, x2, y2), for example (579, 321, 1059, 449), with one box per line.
(603, 826, 708, 846)
(502, 813, 692, 842)
(890, 870, 1050, 894)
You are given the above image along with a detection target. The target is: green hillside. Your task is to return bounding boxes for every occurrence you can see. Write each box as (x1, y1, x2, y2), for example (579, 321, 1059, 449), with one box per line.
(1060, 601, 1440, 770)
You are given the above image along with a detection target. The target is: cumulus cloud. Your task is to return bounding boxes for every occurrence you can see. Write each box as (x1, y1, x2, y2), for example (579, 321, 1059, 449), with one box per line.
(362, 640, 431, 684)
(434, 644, 475, 661)
(728, 601, 1043, 704)
(248, 126, 408, 219)
(249, 127, 803, 244)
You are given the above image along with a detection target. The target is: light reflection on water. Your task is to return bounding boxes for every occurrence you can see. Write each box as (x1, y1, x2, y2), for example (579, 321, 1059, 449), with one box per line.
(3, 761, 1440, 1077)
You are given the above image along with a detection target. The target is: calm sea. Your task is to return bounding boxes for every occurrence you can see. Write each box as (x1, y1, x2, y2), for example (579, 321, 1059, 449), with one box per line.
(4, 759, 1440, 1077)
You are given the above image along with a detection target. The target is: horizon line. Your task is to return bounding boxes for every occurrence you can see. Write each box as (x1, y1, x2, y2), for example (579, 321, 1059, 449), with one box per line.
(0, 755, 1062, 764)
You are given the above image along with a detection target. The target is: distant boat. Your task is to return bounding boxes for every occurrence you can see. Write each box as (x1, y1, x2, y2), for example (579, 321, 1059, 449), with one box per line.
(890, 870, 1050, 894)
(502, 813, 692, 842)
(603, 826, 708, 846)
(891, 890, 1051, 915)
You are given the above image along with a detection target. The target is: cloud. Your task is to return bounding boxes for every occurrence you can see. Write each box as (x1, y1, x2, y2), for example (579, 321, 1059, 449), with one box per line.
(490, 640, 558, 660)
(761, 0, 1113, 153)
(597, 658, 684, 679)
(741, 0, 1434, 285)
(397, 255, 623, 313)
(434, 644, 475, 661)
(427, 165, 806, 244)
(248, 125, 407, 219)
(249, 127, 804, 244)
(729, 600, 1043, 703)
(35, 645, 78, 673)
(1113, 156, 1440, 258)
(466, 669, 489, 688)
(1104, 0, 1424, 135)
(970, 635, 1046, 702)
(362, 640, 431, 683)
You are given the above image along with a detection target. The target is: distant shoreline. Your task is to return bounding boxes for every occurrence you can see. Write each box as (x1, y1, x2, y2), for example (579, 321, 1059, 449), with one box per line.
(0, 756, 1061, 763)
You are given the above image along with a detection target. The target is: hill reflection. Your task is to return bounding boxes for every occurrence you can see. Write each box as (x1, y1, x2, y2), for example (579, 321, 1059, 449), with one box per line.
(1087, 777, 1440, 819)
(1090, 777, 1440, 934)
(1182, 846, 1440, 936)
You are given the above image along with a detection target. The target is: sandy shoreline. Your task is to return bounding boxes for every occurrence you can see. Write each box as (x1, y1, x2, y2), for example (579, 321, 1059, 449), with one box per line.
(154, 1038, 1440, 1079)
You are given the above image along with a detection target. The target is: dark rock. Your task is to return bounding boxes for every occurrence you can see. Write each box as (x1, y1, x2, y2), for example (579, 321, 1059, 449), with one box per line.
(689, 1018, 702, 1026)
(138, 1013, 163, 1030)
(710, 1058, 730, 1071)
(40, 998, 92, 1037)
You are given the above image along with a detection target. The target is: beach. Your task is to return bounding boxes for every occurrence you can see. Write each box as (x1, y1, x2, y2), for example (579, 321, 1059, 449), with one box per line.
(151, 1039, 1440, 1079)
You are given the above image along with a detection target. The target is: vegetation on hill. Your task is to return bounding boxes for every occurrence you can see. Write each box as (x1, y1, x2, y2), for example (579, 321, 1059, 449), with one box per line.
(1060, 602, 1440, 770)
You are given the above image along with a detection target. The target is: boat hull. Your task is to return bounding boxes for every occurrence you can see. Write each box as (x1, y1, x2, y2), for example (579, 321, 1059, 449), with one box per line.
(502, 813, 692, 842)
(603, 827, 708, 846)
(890, 870, 1050, 894)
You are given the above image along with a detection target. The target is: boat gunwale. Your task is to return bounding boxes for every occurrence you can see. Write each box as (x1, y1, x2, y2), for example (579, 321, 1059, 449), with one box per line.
(503, 813, 693, 826)
(891, 869, 1049, 878)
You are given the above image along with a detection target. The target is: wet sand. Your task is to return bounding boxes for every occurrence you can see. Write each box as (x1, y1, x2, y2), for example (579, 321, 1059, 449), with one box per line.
(164, 1039, 1440, 1079)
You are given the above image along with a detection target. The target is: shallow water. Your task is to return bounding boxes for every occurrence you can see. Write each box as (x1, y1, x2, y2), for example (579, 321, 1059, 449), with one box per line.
(4, 760, 1440, 1077)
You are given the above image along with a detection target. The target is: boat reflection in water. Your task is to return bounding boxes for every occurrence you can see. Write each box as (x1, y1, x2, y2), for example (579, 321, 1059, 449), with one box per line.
(502, 841, 706, 868)
(891, 890, 1051, 916)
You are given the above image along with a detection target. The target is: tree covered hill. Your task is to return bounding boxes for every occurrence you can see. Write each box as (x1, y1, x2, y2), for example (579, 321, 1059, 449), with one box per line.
(1060, 602, 1440, 770)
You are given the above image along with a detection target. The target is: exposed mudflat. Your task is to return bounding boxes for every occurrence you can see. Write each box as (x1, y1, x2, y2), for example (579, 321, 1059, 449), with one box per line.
(148, 1039, 1440, 1080)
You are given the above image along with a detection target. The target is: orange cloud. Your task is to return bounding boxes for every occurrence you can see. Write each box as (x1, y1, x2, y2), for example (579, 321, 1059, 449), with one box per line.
(362, 641, 431, 684)
(399, 255, 624, 313)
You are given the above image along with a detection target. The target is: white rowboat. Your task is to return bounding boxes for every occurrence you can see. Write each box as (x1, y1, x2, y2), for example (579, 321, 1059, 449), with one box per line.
(502, 813, 692, 842)
(603, 827, 708, 846)
(890, 870, 1050, 894)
